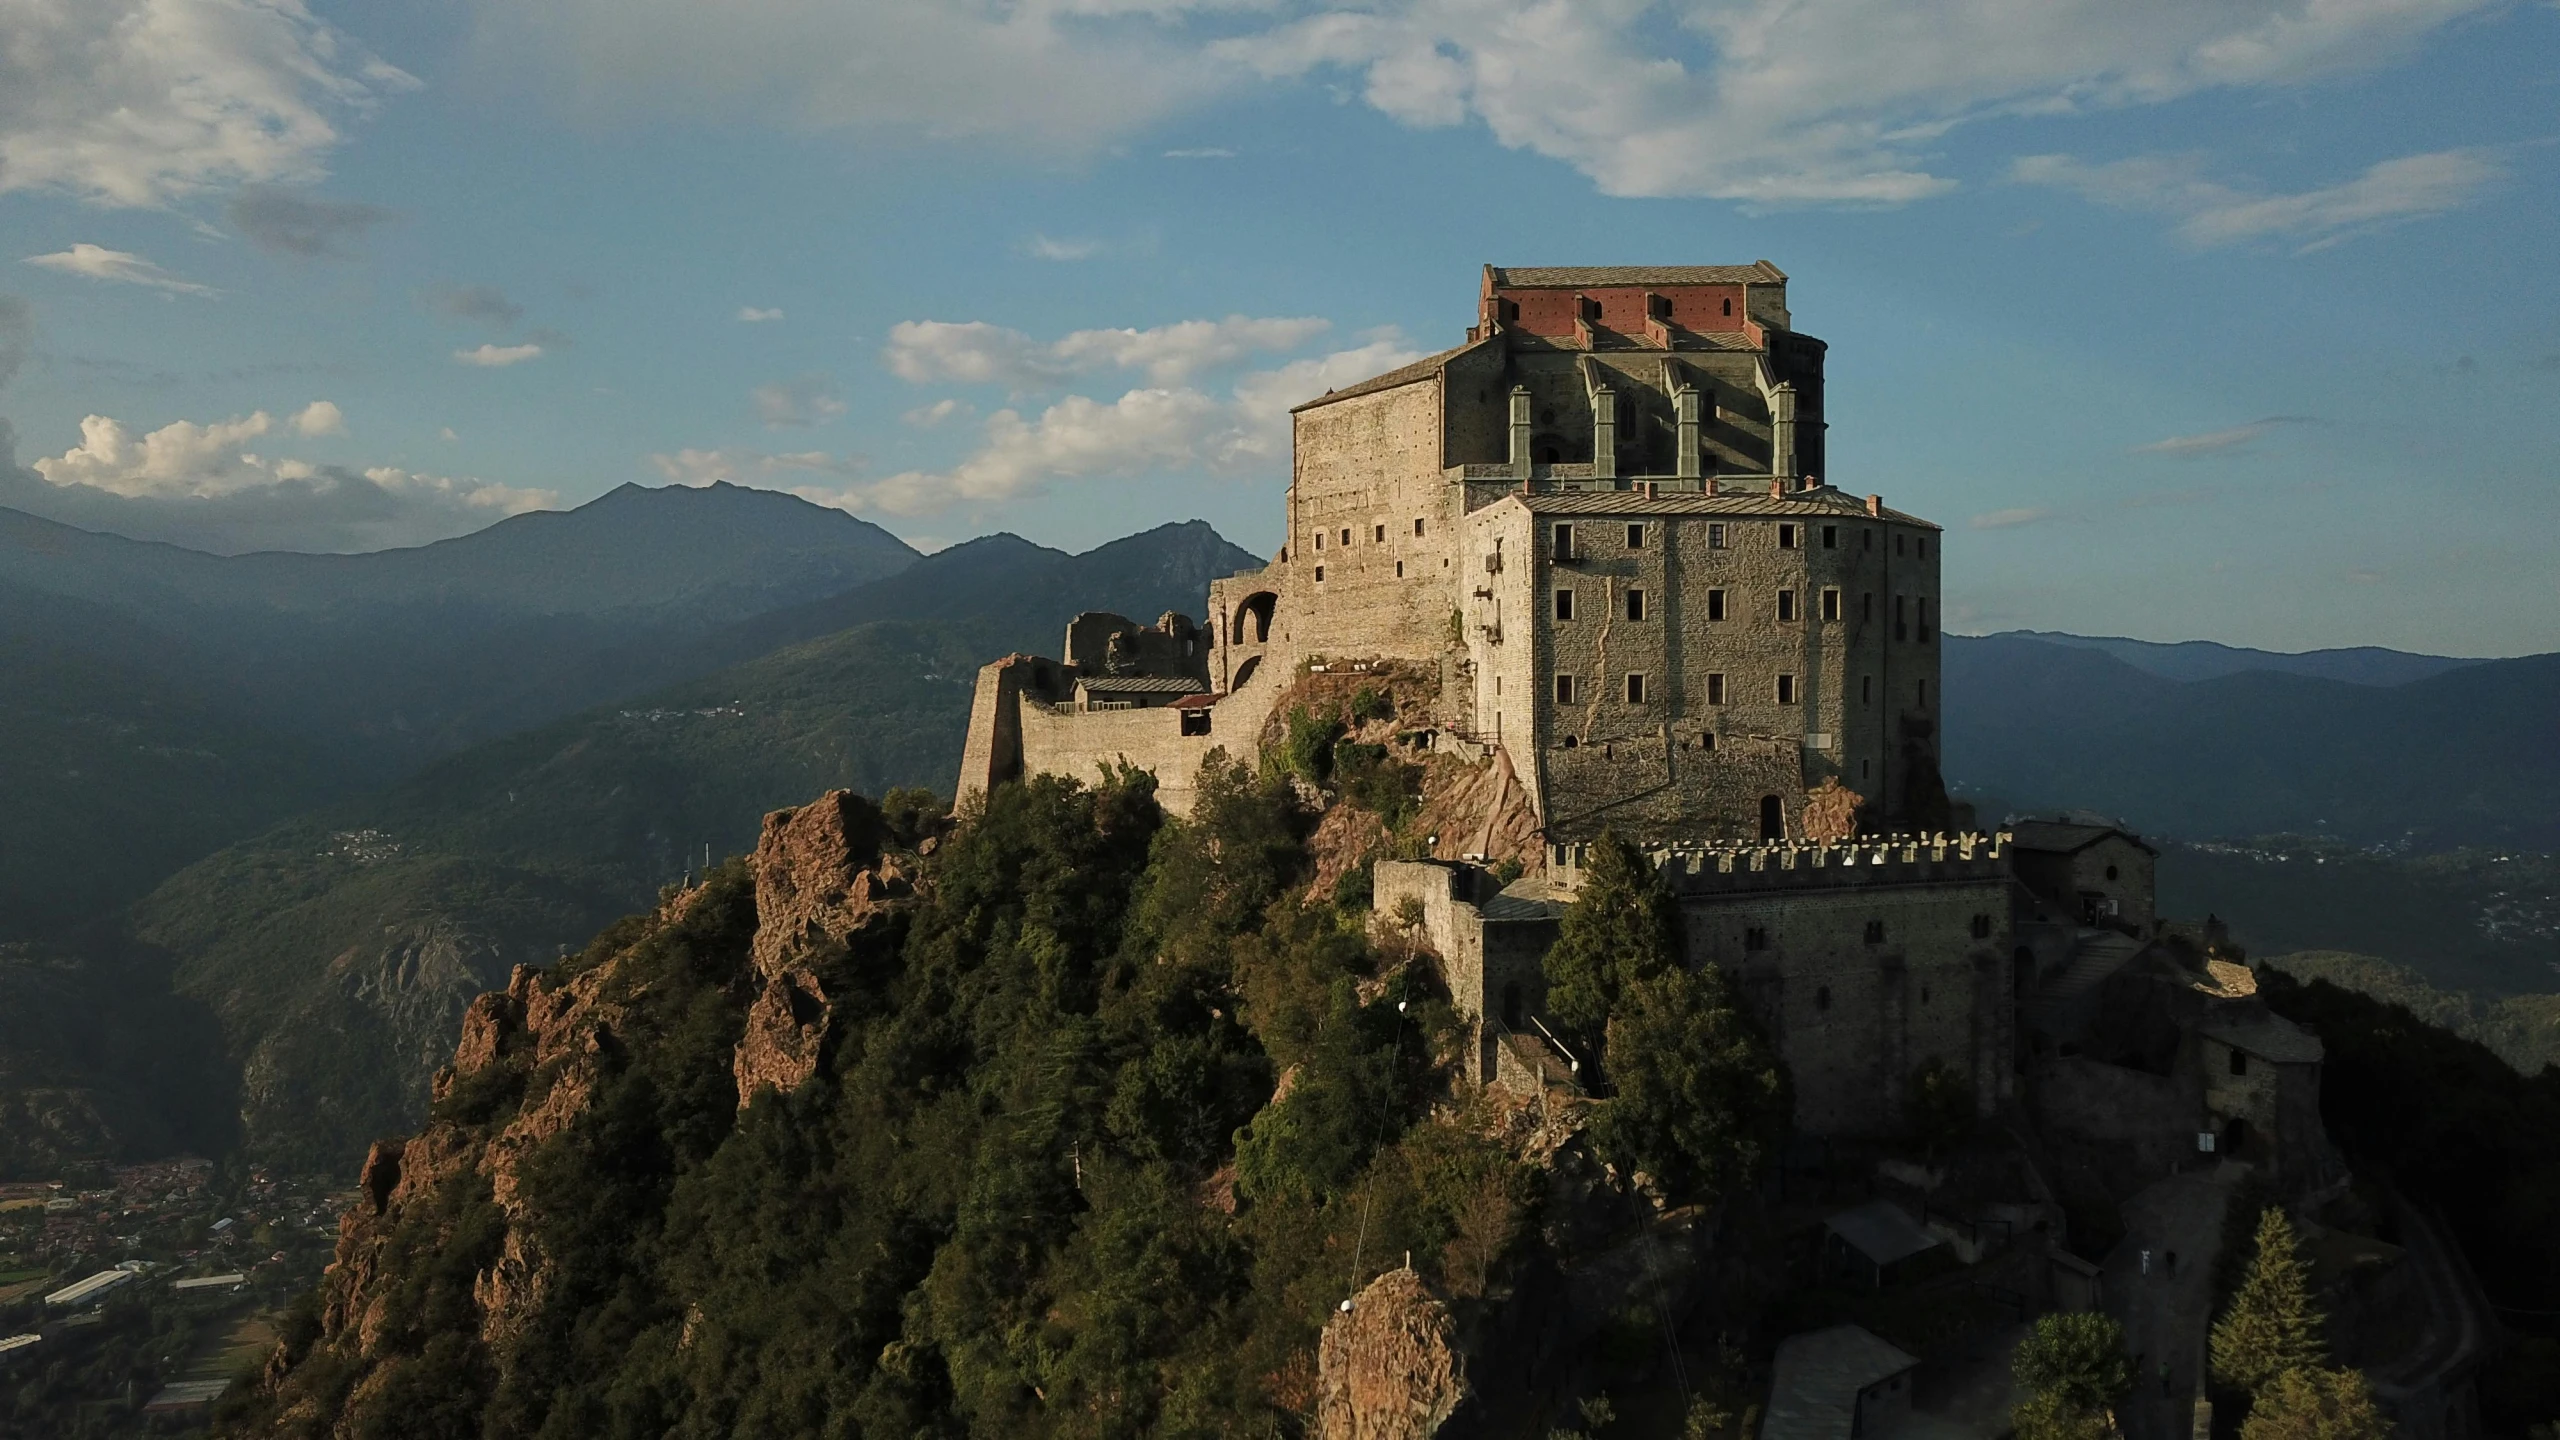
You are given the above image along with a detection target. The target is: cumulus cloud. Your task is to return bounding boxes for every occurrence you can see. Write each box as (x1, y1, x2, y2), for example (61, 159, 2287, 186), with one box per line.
(1025, 234, 1104, 261)
(430, 285, 525, 325)
(903, 398, 969, 427)
(0, 0, 418, 207)
(836, 328, 1424, 516)
(1213, 0, 2500, 203)
(2014, 147, 2503, 249)
(455, 342, 543, 367)
(737, 306, 784, 322)
(23, 244, 217, 295)
(2130, 415, 2309, 456)
(3, 405, 556, 553)
(229, 188, 394, 258)
(886, 314, 1331, 388)
(1970, 506, 2057, 530)
(291, 399, 344, 435)
(467, 0, 1214, 153)
(753, 374, 847, 427)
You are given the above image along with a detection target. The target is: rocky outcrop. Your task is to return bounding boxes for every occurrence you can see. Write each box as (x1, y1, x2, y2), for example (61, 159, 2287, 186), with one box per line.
(1316, 1267, 1468, 1440)
(275, 796, 924, 1396)
(733, 791, 908, 1108)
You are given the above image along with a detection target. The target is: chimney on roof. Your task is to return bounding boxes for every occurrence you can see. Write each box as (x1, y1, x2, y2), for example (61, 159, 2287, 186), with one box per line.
(1673, 385, 1701, 480)
(1508, 386, 1533, 480)
(1866, 494, 1883, 516)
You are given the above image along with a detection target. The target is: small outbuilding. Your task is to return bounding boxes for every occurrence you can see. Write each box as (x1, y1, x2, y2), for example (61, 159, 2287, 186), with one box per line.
(1823, 1200, 1945, 1291)
(1765, 1324, 1921, 1440)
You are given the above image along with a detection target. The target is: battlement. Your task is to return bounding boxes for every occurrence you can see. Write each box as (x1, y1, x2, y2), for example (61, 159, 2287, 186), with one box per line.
(1547, 832, 2015, 894)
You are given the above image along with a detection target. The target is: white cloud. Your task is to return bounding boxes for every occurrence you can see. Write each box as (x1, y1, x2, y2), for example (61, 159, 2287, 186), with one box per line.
(439, 426, 459, 441)
(1162, 146, 1235, 158)
(2129, 416, 2309, 456)
(737, 306, 785, 322)
(1214, 0, 2499, 203)
(468, 0, 1217, 152)
(1970, 506, 2057, 530)
(23, 409, 552, 519)
(837, 329, 1425, 516)
(752, 374, 847, 428)
(23, 244, 216, 295)
(2014, 148, 2503, 249)
(903, 398, 970, 428)
(886, 313, 1331, 388)
(0, 0, 418, 207)
(454, 342, 544, 367)
(1025, 234, 1104, 261)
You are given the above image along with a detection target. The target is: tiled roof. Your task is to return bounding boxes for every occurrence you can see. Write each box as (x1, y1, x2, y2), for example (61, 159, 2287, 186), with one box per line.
(2202, 1016, 2325, 1065)
(1290, 338, 1489, 414)
(1824, 1200, 1942, 1267)
(2009, 819, 2157, 856)
(1077, 675, 1203, 694)
(1765, 1325, 1919, 1440)
(1491, 263, 1788, 288)
(1498, 488, 1938, 528)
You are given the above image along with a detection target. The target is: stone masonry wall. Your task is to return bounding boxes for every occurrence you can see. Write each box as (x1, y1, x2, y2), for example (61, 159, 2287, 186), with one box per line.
(1284, 379, 1463, 669)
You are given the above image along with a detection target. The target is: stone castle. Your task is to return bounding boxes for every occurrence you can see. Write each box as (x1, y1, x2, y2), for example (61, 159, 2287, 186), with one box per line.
(956, 264, 2331, 1177)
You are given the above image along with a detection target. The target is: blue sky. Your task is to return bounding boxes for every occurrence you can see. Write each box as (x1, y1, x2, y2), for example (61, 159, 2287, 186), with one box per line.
(0, 0, 2554, 655)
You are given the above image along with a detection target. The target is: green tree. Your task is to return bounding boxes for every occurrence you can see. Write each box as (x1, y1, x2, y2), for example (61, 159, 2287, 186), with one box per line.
(2212, 1206, 2328, 1394)
(1590, 967, 1788, 1199)
(2013, 1389, 2119, 1440)
(2239, 1368, 2392, 1440)
(1540, 832, 1679, 1050)
(2014, 1311, 2134, 1415)
(1905, 1056, 1975, 1159)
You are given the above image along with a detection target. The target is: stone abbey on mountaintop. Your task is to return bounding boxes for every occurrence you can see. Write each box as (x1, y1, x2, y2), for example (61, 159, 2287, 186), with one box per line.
(956, 264, 2336, 1176)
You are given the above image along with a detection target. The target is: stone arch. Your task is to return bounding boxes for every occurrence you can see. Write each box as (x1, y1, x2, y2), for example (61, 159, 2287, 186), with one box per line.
(1232, 590, 1277, 645)
(1231, 654, 1263, 692)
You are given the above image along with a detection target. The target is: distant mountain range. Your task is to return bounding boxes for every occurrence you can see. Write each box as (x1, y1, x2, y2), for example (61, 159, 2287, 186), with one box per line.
(3, 484, 2553, 1173)
(1943, 634, 2560, 850)
(1981, 630, 2487, 687)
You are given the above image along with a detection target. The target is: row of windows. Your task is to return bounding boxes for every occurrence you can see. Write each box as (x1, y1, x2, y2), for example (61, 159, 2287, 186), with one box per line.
(1740, 911, 1997, 953)
(1312, 517, 1428, 551)
(1551, 521, 1930, 560)
(1551, 672, 1930, 709)
(1552, 586, 1931, 634)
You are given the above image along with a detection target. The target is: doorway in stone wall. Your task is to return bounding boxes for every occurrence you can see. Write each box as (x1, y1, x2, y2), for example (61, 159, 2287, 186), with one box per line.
(1759, 794, 1784, 840)
(1502, 983, 1522, 1030)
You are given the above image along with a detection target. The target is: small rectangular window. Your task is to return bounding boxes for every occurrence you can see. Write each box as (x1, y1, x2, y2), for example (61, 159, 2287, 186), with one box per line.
(1777, 673, 1797, 705)
(1180, 708, 1211, 736)
(1626, 523, 1645, 550)
(1896, 533, 1906, 556)
(1709, 523, 1728, 549)
(1395, 560, 1404, 577)
(1414, 517, 1426, 536)
(1314, 532, 1324, 550)
(1554, 588, 1575, 621)
(1864, 529, 1874, 551)
(1821, 587, 1840, 621)
(1918, 679, 1929, 708)
(1555, 673, 1577, 705)
(1862, 675, 1873, 704)
(1918, 598, 1933, 643)
(2230, 1049, 2248, 1077)
(1895, 595, 1908, 641)
(1707, 588, 1726, 621)
(1822, 524, 1838, 549)
(1707, 672, 1726, 705)
(1625, 673, 1647, 704)
(1918, 539, 1928, 560)
(1314, 565, 1325, 581)
(1340, 528, 1351, 546)
(1779, 523, 1799, 549)
(1862, 592, 1874, 622)
(1374, 524, 1386, 543)
(1626, 588, 1646, 622)
(1552, 522, 1574, 560)
(1777, 589, 1797, 622)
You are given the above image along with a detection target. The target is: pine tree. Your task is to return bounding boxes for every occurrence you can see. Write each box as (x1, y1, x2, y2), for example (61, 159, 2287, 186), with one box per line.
(2211, 1206, 2328, 1393)
(1540, 832, 1679, 1051)
(2014, 1310, 2134, 1414)
(2238, 1368, 2391, 1440)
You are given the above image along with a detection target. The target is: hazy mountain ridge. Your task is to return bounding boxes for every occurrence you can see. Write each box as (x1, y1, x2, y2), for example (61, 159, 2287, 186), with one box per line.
(1981, 628, 2490, 687)
(1945, 633, 2560, 850)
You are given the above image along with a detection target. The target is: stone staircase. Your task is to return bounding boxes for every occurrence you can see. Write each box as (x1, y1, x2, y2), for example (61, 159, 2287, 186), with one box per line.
(2024, 930, 2145, 1033)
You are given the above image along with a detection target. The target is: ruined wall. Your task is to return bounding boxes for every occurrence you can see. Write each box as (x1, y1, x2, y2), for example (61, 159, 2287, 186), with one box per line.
(1373, 860, 1556, 1083)
(1003, 658, 1288, 817)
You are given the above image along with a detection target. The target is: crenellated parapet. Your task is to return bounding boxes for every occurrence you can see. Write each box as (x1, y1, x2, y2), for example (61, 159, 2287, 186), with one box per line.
(1547, 831, 2013, 894)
